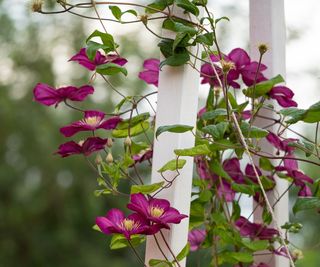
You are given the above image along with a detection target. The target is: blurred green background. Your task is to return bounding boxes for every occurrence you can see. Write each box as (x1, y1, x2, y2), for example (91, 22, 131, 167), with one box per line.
(0, 1, 319, 267)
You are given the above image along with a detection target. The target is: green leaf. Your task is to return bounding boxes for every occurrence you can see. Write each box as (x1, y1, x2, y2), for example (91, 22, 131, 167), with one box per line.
(94, 188, 112, 197)
(149, 259, 173, 267)
(110, 234, 145, 250)
(109, 6, 122, 20)
(219, 251, 253, 264)
(215, 16, 230, 24)
(174, 144, 211, 157)
(240, 121, 268, 138)
(117, 112, 150, 130)
(176, 0, 200, 16)
(96, 63, 128, 76)
(156, 124, 193, 139)
(160, 52, 190, 68)
(198, 189, 212, 202)
(243, 75, 285, 98)
(259, 157, 274, 171)
(202, 122, 229, 140)
(280, 107, 306, 124)
(86, 30, 116, 54)
(201, 109, 227, 120)
(292, 197, 320, 215)
(158, 159, 187, 172)
(209, 160, 231, 181)
(304, 101, 320, 123)
(242, 240, 269, 251)
(195, 32, 214, 45)
(130, 141, 150, 155)
(112, 121, 150, 138)
(146, 0, 174, 14)
(231, 183, 257, 196)
(131, 181, 165, 194)
(176, 243, 190, 261)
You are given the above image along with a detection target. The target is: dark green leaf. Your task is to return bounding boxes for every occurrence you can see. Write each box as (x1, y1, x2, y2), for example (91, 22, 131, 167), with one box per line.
(202, 122, 229, 140)
(160, 52, 190, 68)
(112, 121, 150, 138)
(109, 6, 122, 20)
(156, 124, 193, 139)
(96, 63, 128, 76)
(149, 259, 173, 267)
(201, 108, 227, 120)
(292, 197, 320, 215)
(242, 240, 269, 251)
(240, 121, 268, 138)
(176, 0, 200, 16)
(110, 234, 145, 250)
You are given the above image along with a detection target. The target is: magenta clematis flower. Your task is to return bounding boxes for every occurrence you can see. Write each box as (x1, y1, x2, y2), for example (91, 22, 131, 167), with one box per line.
(217, 180, 235, 202)
(139, 59, 160, 87)
(33, 83, 94, 107)
(96, 209, 149, 240)
(235, 216, 278, 240)
(132, 148, 153, 164)
(201, 48, 267, 88)
(55, 137, 108, 157)
(268, 86, 297, 108)
(188, 229, 206, 251)
(245, 164, 262, 183)
(223, 158, 245, 183)
(242, 110, 252, 120)
(69, 48, 127, 71)
(60, 110, 122, 137)
(127, 193, 188, 230)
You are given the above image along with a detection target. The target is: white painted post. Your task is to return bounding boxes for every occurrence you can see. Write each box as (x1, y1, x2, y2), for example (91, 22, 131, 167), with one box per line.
(250, 1, 289, 267)
(144, 12, 202, 267)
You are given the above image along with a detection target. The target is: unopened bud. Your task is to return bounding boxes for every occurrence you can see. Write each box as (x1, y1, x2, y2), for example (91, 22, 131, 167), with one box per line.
(124, 137, 132, 147)
(220, 59, 235, 74)
(107, 138, 113, 148)
(95, 154, 103, 165)
(31, 0, 43, 12)
(258, 43, 268, 55)
(140, 15, 149, 25)
(106, 152, 113, 164)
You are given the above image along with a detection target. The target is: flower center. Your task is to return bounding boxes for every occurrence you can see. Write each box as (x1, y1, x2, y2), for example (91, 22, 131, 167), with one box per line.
(83, 116, 101, 127)
(150, 206, 164, 218)
(121, 219, 140, 231)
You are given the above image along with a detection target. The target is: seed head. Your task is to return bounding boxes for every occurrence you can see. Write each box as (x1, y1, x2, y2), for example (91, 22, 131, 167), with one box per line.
(220, 60, 235, 74)
(258, 43, 269, 56)
(140, 15, 149, 25)
(31, 0, 43, 13)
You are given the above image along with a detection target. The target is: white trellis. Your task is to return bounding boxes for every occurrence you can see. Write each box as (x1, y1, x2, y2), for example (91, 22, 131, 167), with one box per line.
(146, 1, 289, 267)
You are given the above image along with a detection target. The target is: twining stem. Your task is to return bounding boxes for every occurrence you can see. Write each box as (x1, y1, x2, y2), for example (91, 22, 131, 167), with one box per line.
(159, 230, 181, 267)
(128, 240, 147, 267)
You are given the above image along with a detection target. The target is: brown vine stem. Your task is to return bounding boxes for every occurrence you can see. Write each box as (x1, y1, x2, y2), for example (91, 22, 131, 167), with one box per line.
(159, 230, 181, 267)
(128, 240, 147, 267)
(202, 44, 296, 267)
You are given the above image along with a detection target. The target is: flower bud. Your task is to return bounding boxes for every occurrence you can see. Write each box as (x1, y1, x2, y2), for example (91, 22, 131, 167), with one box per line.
(95, 154, 103, 165)
(107, 138, 113, 148)
(258, 43, 268, 56)
(106, 152, 113, 164)
(140, 15, 148, 25)
(124, 137, 132, 147)
(31, 0, 43, 12)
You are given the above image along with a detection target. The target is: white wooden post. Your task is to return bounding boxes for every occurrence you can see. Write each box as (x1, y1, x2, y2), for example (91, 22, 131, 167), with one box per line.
(250, 1, 289, 267)
(144, 12, 202, 267)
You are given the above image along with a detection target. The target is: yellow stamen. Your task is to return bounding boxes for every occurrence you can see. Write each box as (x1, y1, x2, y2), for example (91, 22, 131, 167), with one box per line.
(121, 219, 140, 231)
(82, 116, 101, 127)
(150, 206, 164, 218)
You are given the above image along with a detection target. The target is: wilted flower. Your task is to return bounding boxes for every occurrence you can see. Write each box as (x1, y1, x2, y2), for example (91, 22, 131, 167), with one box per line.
(60, 110, 122, 137)
(188, 229, 206, 251)
(127, 193, 188, 230)
(268, 86, 298, 108)
(33, 83, 94, 107)
(56, 137, 108, 157)
(235, 216, 278, 240)
(96, 209, 149, 240)
(31, 0, 43, 12)
(69, 48, 127, 71)
(138, 59, 160, 87)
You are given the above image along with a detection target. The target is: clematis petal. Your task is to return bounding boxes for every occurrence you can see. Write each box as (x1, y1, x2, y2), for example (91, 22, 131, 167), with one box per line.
(67, 85, 94, 101)
(127, 193, 150, 217)
(188, 229, 206, 251)
(228, 48, 251, 68)
(55, 141, 82, 157)
(33, 83, 60, 106)
(99, 116, 122, 130)
(69, 48, 97, 71)
(82, 137, 108, 156)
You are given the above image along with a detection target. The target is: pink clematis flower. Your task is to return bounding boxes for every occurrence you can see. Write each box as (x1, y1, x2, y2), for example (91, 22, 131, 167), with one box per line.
(55, 137, 108, 157)
(138, 58, 160, 86)
(69, 48, 127, 71)
(60, 110, 122, 137)
(235, 216, 278, 240)
(268, 86, 298, 108)
(201, 48, 267, 88)
(132, 148, 153, 164)
(96, 209, 149, 240)
(127, 193, 188, 231)
(223, 158, 245, 183)
(33, 83, 94, 107)
(188, 229, 206, 251)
